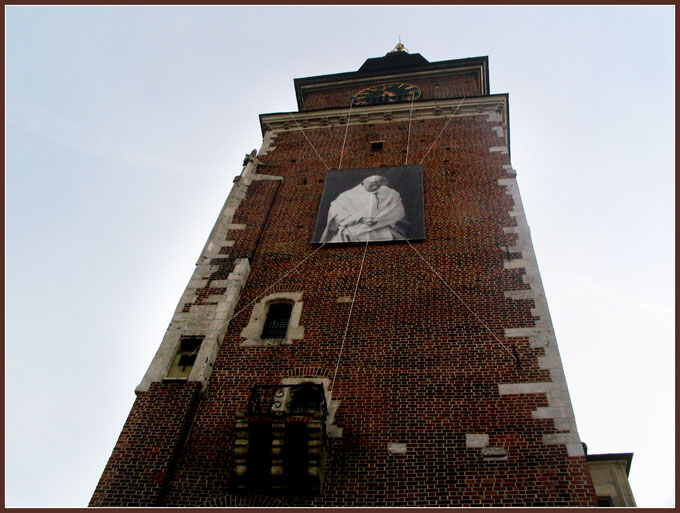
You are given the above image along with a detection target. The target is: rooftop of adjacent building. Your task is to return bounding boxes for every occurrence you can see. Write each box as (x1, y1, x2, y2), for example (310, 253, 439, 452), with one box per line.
(583, 444, 636, 507)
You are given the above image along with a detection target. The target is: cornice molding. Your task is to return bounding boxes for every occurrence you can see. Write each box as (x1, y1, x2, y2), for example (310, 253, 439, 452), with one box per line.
(260, 95, 507, 135)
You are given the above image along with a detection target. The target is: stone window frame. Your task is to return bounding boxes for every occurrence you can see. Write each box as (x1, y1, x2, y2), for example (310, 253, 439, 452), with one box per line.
(166, 335, 204, 379)
(240, 292, 304, 347)
(280, 377, 342, 438)
(273, 377, 329, 416)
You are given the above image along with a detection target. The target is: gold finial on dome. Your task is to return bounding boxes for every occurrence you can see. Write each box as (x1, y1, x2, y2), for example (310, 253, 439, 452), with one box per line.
(392, 35, 408, 53)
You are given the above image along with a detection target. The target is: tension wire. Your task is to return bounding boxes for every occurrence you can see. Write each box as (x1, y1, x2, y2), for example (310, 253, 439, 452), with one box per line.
(288, 113, 331, 170)
(330, 239, 370, 393)
(404, 90, 416, 165)
(218, 242, 328, 334)
(419, 96, 467, 165)
(405, 239, 520, 365)
(338, 97, 355, 169)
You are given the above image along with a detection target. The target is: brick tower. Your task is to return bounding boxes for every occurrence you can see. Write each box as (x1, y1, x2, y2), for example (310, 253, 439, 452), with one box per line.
(90, 47, 599, 507)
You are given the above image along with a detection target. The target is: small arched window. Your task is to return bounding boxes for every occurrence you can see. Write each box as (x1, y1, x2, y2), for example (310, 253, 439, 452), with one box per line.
(261, 302, 293, 339)
(240, 292, 303, 347)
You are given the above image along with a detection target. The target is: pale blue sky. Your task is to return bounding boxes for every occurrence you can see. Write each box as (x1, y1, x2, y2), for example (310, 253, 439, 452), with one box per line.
(6, 5, 674, 507)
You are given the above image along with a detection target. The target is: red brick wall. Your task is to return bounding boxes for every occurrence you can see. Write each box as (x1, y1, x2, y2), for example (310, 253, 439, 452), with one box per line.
(151, 113, 597, 506)
(300, 70, 482, 111)
(89, 381, 201, 507)
(231, 179, 282, 261)
(93, 61, 597, 505)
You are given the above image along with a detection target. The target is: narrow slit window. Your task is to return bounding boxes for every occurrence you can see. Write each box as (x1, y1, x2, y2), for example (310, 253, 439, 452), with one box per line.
(370, 141, 384, 151)
(261, 302, 293, 339)
(167, 336, 203, 378)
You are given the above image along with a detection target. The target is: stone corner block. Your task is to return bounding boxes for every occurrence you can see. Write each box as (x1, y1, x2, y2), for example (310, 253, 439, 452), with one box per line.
(387, 442, 407, 455)
(466, 433, 489, 448)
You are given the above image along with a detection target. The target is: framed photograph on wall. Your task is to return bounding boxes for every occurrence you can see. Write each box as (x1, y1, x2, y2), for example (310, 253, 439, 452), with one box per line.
(312, 165, 425, 243)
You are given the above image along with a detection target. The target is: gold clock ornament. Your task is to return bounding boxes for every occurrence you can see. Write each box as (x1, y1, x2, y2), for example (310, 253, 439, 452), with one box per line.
(353, 83, 422, 106)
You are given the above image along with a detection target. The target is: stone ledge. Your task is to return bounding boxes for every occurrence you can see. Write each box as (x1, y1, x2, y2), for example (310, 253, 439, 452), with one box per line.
(481, 447, 508, 461)
(252, 174, 283, 181)
(261, 96, 508, 134)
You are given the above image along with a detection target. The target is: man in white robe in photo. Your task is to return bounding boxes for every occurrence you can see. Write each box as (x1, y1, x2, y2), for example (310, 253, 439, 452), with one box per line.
(321, 175, 407, 242)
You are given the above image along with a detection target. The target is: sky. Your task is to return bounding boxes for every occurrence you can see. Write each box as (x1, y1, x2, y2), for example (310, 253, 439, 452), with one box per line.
(5, 5, 674, 508)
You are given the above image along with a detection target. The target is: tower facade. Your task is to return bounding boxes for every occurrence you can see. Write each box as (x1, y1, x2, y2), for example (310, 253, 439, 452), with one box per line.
(91, 49, 598, 507)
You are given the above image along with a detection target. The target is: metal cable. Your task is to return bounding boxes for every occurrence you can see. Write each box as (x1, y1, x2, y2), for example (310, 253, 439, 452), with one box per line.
(288, 113, 331, 170)
(330, 239, 370, 393)
(338, 97, 354, 169)
(419, 96, 467, 164)
(404, 91, 416, 165)
(218, 242, 328, 332)
(405, 239, 519, 364)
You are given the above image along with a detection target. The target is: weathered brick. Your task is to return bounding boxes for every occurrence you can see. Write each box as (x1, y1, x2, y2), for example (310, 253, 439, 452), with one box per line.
(91, 51, 597, 507)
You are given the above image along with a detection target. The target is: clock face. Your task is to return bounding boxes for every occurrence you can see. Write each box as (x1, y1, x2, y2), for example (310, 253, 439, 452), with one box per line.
(353, 83, 422, 106)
